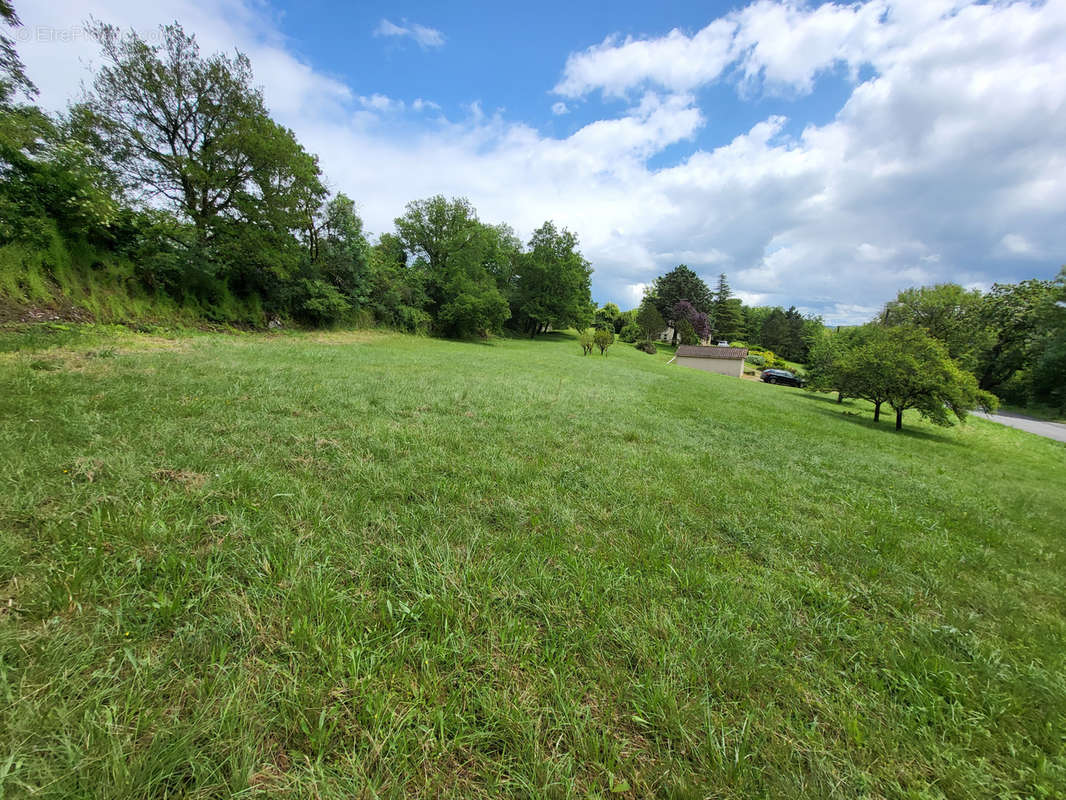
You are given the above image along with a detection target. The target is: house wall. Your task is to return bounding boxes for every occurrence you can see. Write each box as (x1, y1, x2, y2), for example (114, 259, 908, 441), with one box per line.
(675, 356, 744, 378)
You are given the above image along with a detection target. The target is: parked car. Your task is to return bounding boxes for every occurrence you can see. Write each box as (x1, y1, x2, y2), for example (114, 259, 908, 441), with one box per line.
(761, 368, 805, 387)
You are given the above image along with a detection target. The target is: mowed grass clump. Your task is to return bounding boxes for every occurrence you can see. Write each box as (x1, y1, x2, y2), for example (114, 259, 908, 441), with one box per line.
(0, 326, 1063, 799)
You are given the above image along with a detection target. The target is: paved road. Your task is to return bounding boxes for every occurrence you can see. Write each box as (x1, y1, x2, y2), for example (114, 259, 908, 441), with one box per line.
(972, 411, 1066, 443)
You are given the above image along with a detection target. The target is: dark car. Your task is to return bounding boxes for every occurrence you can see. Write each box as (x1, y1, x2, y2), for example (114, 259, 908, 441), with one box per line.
(761, 368, 805, 387)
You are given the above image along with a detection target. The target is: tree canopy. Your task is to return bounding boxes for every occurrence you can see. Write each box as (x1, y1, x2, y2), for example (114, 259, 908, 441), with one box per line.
(647, 265, 712, 344)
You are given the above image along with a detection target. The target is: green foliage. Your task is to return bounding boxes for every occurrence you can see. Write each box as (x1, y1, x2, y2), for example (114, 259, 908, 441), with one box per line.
(709, 274, 745, 341)
(511, 221, 592, 336)
(819, 324, 985, 430)
(635, 339, 657, 354)
(290, 279, 351, 325)
(593, 327, 614, 355)
(647, 265, 712, 342)
(635, 301, 666, 341)
(880, 283, 990, 371)
(594, 302, 621, 331)
(394, 196, 512, 338)
(675, 317, 698, 346)
(618, 321, 642, 343)
(578, 328, 594, 355)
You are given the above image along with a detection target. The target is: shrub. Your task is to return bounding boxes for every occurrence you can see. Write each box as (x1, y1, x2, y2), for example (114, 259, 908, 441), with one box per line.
(636, 340, 657, 354)
(745, 353, 766, 367)
(292, 279, 351, 325)
(578, 329, 594, 355)
(593, 328, 614, 355)
(619, 322, 642, 343)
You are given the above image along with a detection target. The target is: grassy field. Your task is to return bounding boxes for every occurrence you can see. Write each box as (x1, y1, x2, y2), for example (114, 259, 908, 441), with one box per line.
(1, 325, 1064, 799)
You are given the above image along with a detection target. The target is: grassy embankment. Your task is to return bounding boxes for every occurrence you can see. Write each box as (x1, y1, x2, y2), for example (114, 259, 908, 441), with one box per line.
(1, 325, 1063, 798)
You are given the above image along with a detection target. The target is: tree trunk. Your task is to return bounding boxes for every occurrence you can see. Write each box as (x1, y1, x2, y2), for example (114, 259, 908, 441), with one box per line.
(873, 402, 881, 422)
(896, 408, 903, 431)
(837, 392, 844, 404)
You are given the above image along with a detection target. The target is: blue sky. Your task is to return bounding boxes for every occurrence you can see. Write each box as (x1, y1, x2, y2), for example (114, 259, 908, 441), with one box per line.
(272, 0, 856, 165)
(16, 0, 1066, 322)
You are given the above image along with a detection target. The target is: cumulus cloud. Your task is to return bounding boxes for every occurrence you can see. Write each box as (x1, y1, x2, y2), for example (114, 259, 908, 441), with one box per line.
(15, 0, 1066, 324)
(374, 18, 445, 49)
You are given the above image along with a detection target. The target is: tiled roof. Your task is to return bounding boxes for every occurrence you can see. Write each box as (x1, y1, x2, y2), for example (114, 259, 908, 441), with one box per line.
(675, 345, 748, 360)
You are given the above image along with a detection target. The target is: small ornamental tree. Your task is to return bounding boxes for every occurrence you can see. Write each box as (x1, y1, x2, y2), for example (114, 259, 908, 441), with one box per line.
(673, 300, 710, 342)
(594, 327, 614, 355)
(578, 328, 594, 355)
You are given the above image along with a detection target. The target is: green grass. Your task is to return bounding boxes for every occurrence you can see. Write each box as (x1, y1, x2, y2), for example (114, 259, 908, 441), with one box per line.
(1, 326, 1064, 799)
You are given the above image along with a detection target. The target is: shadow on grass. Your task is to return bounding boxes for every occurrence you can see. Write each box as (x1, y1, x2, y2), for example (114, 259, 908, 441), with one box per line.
(793, 390, 853, 406)
(813, 405, 962, 445)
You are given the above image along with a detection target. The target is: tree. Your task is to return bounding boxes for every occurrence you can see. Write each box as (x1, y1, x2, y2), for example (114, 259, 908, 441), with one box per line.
(781, 306, 807, 362)
(594, 328, 614, 355)
(579, 329, 594, 355)
(760, 308, 790, 355)
(365, 233, 429, 332)
(394, 195, 510, 337)
(647, 265, 713, 344)
(1027, 268, 1066, 410)
(715, 297, 745, 342)
(316, 193, 371, 302)
(0, 0, 34, 103)
(511, 221, 592, 336)
(594, 302, 621, 332)
(709, 274, 742, 341)
(636, 301, 666, 342)
(675, 317, 698, 345)
(976, 278, 1056, 394)
(672, 300, 710, 342)
(85, 22, 270, 237)
(851, 326, 989, 431)
(880, 284, 989, 370)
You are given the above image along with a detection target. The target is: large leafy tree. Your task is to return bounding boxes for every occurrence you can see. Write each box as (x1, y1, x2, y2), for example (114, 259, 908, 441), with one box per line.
(976, 278, 1056, 393)
(85, 22, 269, 236)
(647, 265, 713, 344)
(315, 193, 371, 302)
(880, 283, 990, 371)
(394, 195, 510, 337)
(0, 0, 33, 103)
(512, 221, 593, 336)
(845, 325, 990, 430)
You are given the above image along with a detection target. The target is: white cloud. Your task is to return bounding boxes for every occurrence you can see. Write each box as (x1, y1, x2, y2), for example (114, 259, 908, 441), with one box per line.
(412, 98, 441, 113)
(359, 93, 402, 112)
(374, 18, 444, 49)
(15, 0, 1066, 324)
(1000, 233, 1035, 256)
(555, 20, 737, 98)
(551, 101, 569, 115)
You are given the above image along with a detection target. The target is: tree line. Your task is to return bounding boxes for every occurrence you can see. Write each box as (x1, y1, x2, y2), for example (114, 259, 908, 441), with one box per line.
(0, 11, 593, 337)
(590, 265, 823, 363)
(802, 279, 1066, 427)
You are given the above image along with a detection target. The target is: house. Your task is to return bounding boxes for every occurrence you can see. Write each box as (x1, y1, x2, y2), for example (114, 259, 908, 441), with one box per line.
(672, 345, 749, 378)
